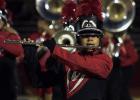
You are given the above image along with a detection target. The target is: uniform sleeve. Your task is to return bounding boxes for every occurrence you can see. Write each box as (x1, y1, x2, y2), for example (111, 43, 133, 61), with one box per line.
(39, 49, 51, 72)
(53, 46, 113, 78)
(46, 87, 53, 94)
(0, 34, 24, 57)
(120, 39, 138, 67)
(38, 38, 56, 72)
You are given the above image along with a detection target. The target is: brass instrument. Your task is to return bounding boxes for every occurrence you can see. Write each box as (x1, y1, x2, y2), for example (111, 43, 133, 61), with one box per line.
(102, 0, 135, 32)
(35, 0, 65, 20)
(102, 0, 135, 57)
(54, 30, 76, 52)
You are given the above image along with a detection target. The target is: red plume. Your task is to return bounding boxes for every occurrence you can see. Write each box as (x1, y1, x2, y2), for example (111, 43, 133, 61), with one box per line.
(76, 0, 103, 21)
(0, 0, 6, 9)
(61, 0, 77, 23)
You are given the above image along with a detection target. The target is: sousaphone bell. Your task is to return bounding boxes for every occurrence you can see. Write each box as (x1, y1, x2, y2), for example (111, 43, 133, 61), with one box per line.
(103, 0, 135, 32)
(35, 0, 65, 20)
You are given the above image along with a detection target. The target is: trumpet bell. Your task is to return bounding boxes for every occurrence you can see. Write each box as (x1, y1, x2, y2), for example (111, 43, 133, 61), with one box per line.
(54, 30, 76, 52)
(103, 0, 135, 32)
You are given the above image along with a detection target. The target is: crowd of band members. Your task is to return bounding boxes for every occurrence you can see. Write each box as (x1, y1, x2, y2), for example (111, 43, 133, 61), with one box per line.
(0, 0, 139, 100)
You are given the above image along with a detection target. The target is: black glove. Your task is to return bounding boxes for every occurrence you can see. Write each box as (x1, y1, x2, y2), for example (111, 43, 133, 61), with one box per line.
(43, 38, 56, 53)
(113, 56, 121, 67)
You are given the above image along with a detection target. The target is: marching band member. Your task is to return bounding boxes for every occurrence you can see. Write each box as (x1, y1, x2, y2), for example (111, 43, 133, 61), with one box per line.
(23, 0, 113, 100)
(120, 32, 138, 100)
(102, 31, 138, 100)
(38, 0, 113, 100)
(0, 8, 24, 100)
(23, 19, 56, 100)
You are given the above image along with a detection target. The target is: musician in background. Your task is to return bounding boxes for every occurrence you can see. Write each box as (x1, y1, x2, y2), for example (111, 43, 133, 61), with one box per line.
(102, 31, 138, 100)
(22, 19, 59, 100)
(119, 32, 138, 100)
(0, 8, 24, 100)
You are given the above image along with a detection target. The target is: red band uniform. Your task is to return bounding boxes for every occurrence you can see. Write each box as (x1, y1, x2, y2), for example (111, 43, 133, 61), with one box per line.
(38, 0, 113, 100)
(0, 8, 24, 100)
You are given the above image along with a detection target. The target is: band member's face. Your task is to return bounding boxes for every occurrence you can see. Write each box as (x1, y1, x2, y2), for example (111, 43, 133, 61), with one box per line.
(80, 35, 100, 47)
